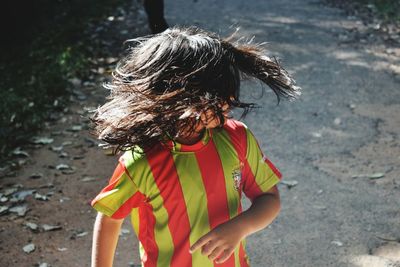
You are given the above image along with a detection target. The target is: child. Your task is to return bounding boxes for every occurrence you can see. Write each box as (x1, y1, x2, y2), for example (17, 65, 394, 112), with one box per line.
(90, 26, 300, 267)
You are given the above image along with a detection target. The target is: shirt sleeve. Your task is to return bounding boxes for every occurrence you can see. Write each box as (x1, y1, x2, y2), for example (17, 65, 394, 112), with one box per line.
(242, 128, 282, 202)
(91, 157, 146, 219)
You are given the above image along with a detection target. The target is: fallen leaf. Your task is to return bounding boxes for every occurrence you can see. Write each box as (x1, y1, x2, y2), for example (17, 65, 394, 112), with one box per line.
(25, 222, 39, 231)
(68, 77, 81, 87)
(42, 224, 62, 231)
(369, 173, 385, 179)
(29, 173, 43, 179)
(70, 125, 82, 132)
(280, 180, 298, 189)
(23, 243, 35, 253)
(313, 205, 327, 210)
(3, 188, 18, 196)
(62, 141, 73, 146)
(62, 169, 76, 175)
(331, 240, 344, 247)
(11, 190, 36, 202)
(39, 183, 54, 189)
(0, 206, 9, 215)
(9, 205, 29, 216)
(76, 231, 88, 238)
(56, 164, 71, 170)
(120, 228, 130, 236)
(12, 148, 30, 157)
(59, 152, 69, 158)
(50, 146, 64, 152)
(31, 137, 54, 145)
(34, 193, 48, 201)
(81, 177, 96, 182)
(72, 155, 85, 160)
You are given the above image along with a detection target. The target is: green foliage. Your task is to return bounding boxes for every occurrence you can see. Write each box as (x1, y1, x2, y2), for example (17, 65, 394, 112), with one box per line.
(352, 0, 400, 21)
(0, 0, 126, 157)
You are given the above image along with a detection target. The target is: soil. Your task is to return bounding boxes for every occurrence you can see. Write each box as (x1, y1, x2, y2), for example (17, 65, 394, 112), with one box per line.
(1, 0, 399, 266)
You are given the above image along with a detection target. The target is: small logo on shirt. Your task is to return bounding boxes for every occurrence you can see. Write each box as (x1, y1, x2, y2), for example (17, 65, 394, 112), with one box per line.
(232, 163, 244, 191)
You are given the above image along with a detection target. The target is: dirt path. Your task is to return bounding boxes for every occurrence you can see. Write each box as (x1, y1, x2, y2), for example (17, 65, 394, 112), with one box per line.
(1, 0, 399, 266)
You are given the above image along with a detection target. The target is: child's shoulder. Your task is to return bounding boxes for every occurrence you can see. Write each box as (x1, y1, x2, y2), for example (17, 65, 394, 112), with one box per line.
(119, 147, 148, 169)
(221, 119, 250, 151)
(223, 119, 250, 138)
(224, 119, 248, 131)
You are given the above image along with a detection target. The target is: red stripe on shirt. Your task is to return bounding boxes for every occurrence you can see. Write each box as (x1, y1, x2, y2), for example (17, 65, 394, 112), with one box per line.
(195, 140, 236, 267)
(146, 146, 192, 267)
(111, 191, 146, 219)
(139, 203, 159, 267)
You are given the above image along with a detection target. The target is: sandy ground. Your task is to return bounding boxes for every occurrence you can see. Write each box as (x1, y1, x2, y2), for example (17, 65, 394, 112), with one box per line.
(1, 0, 399, 266)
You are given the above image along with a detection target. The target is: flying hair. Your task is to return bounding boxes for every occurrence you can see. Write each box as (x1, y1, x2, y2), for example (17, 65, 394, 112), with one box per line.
(91, 26, 301, 152)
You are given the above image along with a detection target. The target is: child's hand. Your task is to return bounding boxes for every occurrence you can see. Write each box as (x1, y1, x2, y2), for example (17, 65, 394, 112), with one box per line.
(189, 220, 245, 264)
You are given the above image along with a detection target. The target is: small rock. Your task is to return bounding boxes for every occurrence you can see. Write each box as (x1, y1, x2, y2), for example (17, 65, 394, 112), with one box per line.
(57, 247, 68, 252)
(38, 263, 49, 267)
(334, 118, 341, 125)
(0, 197, 8, 202)
(42, 224, 62, 232)
(23, 243, 35, 253)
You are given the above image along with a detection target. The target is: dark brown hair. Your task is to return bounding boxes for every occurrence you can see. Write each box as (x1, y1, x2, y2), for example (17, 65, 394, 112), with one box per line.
(91, 26, 300, 152)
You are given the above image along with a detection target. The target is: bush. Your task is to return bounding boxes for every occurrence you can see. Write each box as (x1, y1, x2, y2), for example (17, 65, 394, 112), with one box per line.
(0, 0, 126, 157)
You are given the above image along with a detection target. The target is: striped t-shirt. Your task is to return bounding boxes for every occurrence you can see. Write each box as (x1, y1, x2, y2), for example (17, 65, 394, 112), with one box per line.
(92, 119, 281, 267)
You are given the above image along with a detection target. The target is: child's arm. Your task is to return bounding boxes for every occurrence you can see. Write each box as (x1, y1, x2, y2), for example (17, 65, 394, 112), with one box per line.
(91, 212, 124, 267)
(190, 185, 280, 264)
